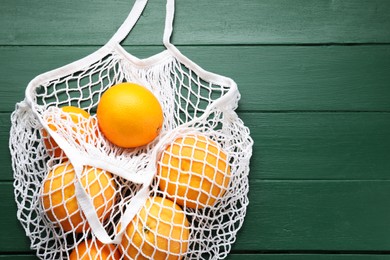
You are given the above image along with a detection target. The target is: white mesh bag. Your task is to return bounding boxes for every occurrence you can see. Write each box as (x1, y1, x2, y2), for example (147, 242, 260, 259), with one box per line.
(9, 0, 254, 259)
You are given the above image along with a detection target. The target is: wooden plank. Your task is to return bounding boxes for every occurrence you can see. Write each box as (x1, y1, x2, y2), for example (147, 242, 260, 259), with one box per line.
(235, 180, 390, 251)
(0, 114, 12, 180)
(0, 256, 36, 260)
(1, 45, 390, 113)
(1, 254, 390, 260)
(242, 112, 390, 180)
(3, 180, 390, 252)
(0, 183, 33, 252)
(1, 0, 390, 45)
(3, 112, 390, 181)
(228, 255, 390, 260)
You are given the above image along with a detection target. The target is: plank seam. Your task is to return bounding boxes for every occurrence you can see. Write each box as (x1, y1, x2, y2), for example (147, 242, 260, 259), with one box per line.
(237, 110, 390, 114)
(2, 111, 390, 115)
(251, 179, 390, 183)
(231, 250, 390, 255)
(1, 42, 390, 47)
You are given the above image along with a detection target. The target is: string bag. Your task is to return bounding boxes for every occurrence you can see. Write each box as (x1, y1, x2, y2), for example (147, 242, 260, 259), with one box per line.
(9, 0, 254, 259)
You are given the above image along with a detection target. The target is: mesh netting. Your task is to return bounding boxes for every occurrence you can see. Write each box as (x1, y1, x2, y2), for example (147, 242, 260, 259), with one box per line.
(9, 1, 253, 259)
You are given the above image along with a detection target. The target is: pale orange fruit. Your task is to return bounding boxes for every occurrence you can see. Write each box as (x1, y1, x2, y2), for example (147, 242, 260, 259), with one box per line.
(41, 162, 116, 233)
(42, 106, 93, 158)
(120, 196, 190, 260)
(96, 82, 163, 148)
(69, 239, 121, 260)
(158, 134, 231, 209)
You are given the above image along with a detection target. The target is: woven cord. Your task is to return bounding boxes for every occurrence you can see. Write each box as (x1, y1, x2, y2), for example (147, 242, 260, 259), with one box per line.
(107, 0, 176, 47)
(46, 0, 178, 245)
(10, 0, 253, 258)
(163, 0, 175, 48)
(107, 0, 149, 45)
(42, 121, 153, 244)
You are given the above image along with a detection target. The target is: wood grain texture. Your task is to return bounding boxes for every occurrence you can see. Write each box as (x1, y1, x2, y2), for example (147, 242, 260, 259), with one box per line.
(1, 45, 390, 113)
(0, 114, 12, 180)
(0, 257, 37, 260)
(0, 183, 32, 252)
(1, 0, 390, 45)
(242, 112, 390, 180)
(2, 112, 390, 181)
(235, 180, 390, 251)
(2, 0, 390, 258)
(228, 255, 390, 260)
(226, 253, 390, 260)
(4, 180, 390, 252)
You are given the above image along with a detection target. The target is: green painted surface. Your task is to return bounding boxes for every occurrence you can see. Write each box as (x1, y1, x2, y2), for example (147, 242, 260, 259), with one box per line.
(1, 112, 390, 181)
(3, 180, 390, 252)
(243, 112, 390, 180)
(236, 180, 390, 251)
(228, 255, 390, 260)
(0, 184, 31, 252)
(1, 0, 390, 259)
(0, 257, 39, 260)
(1, 46, 390, 112)
(1, 0, 390, 45)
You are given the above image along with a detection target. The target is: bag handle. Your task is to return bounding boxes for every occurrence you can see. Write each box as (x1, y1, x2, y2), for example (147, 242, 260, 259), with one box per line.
(163, 0, 175, 48)
(40, 116, 154, 245)
(107, 0, 175, 48)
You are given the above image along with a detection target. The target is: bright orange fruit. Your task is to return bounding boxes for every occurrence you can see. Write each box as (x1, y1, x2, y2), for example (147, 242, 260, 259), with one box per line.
(42, 106, 92, 158)
(120, 196, 190, 260)
(69, 239, 121, 260)
(96, 82, 163, 148)
(41, 162, 116, 233)
(158, 134, 231, 209)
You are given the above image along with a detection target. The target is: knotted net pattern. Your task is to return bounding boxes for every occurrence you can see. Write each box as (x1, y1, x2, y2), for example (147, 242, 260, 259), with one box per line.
(10, 47, 252, 259)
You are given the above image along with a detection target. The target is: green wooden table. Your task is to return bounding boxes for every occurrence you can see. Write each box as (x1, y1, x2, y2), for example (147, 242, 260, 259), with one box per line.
(1, 0, 390, 259)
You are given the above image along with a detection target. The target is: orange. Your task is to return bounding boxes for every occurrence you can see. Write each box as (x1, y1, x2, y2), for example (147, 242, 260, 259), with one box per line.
(41, 162, 116, 233)
(120, 196, 190, 260)
(42, 106, 92, 158)
(158, 134, 231, 209)
(96, 82, 163, 148)
(69, 239, 121, 260)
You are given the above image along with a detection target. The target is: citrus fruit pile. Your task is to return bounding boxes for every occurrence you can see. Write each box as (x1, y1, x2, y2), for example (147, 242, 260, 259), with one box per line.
(40, 82, 231, 259)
